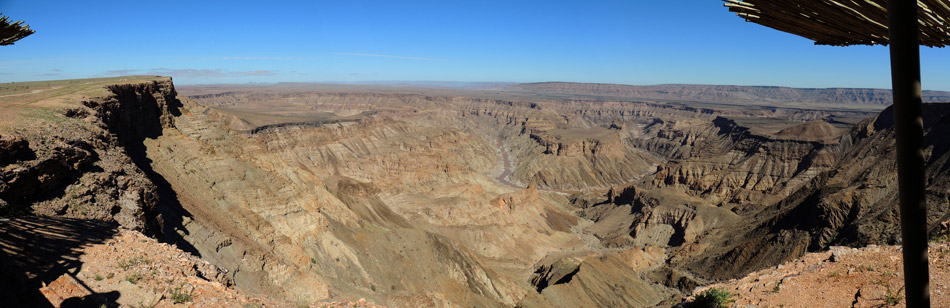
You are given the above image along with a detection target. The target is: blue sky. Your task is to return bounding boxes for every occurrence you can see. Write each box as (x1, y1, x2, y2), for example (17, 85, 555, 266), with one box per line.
(1, 0, 948, 89)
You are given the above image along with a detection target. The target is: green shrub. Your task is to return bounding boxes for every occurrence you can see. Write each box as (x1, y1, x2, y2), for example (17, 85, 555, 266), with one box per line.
(170, 285, 194, 304)
(884, 285, 904, 306)
(683, 288, 735, 308)
(124, 273, 143, 284)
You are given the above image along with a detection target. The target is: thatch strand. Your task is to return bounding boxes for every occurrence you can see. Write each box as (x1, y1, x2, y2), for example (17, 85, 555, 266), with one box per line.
(0, 13, 35, 46)
(724, 0, 950, 47)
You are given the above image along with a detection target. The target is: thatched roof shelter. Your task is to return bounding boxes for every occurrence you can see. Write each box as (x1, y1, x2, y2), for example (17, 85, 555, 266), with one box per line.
(723, 1, 948, 307)
(725, 0, 950, 47)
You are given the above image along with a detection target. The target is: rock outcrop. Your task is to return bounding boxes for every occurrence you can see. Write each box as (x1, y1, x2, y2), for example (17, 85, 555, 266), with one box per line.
(0, 79, 181, 234)
(510, 127, 657, 190)
(643, 116, 842, 207)
(520, 247, 672, 308)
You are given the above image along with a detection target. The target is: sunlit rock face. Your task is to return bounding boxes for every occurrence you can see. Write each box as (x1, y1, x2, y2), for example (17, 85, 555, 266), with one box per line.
(9, 77, 950, 307)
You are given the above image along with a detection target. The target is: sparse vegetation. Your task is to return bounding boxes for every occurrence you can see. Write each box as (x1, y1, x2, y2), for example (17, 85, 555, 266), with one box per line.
(883, 285, 904, 306)
(125, 272, 143, 284)
(931, 231, 950, 243)
(119, 256, 148, 270)
(170, 285, 194, 304)
(683, 288, 735, 308)
(93, 274, 104, 281)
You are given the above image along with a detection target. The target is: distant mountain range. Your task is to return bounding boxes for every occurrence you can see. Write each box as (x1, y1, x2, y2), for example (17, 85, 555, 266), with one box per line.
(312, 80, 518, 90)
(510, 82, 950, 106)
(232, 80, 950, 107)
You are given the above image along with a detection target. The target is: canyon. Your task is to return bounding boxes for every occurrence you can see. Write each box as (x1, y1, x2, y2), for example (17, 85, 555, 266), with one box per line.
(1, 77, 949, 307)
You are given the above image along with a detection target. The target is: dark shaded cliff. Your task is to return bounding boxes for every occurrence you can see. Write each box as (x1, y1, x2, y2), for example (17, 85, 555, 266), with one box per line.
(685, 103, 950, 281)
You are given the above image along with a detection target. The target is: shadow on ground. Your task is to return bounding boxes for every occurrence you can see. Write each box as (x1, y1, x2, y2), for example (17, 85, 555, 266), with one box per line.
(0, 215, 119, 307)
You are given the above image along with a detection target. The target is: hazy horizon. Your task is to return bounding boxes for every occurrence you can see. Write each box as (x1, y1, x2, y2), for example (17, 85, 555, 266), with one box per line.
(68, 77, 949, 92)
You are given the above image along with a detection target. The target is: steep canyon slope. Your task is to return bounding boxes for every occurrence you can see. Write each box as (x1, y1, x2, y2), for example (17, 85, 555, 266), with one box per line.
(3, 77, 950, 307)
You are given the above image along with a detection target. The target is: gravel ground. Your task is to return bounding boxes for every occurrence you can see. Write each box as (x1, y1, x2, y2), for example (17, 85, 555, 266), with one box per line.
(688, 242, 950, 308)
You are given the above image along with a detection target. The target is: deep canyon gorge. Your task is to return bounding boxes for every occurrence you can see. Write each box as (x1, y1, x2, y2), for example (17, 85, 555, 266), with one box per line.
(2, 77, 950, 307)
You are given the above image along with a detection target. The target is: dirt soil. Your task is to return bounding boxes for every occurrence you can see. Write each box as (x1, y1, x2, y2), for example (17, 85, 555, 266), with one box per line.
(688, 241, 950, 308)
(38, 228, 386, 308)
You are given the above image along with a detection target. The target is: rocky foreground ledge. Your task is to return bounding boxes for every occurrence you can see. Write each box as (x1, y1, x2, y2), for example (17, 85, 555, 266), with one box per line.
(37, 224, 385, 308)
(685, 241, 950, 308)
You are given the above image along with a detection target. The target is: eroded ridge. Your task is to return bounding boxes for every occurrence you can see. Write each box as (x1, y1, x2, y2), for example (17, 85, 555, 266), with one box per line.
(3, 77, 949, 307)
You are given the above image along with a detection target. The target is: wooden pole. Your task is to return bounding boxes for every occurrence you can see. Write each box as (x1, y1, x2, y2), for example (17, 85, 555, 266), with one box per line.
(886, 0, 931, 307)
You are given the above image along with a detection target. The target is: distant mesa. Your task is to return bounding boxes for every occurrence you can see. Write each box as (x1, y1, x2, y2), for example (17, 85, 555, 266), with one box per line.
(512, 81, 950, 107)
(773, 121, 840, 142)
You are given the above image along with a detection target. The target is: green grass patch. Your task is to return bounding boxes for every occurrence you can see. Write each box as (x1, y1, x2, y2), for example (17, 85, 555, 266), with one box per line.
(683, 288, 735, 308)
(884, 285, 904, 306)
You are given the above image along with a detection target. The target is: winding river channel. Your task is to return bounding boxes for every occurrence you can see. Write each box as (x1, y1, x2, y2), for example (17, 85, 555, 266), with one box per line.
(494, 138, 519, 189)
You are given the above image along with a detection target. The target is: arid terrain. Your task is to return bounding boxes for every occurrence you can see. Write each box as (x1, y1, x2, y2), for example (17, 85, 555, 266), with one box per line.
(687, 241, 950, 308)
(2, 76, 949, 307)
